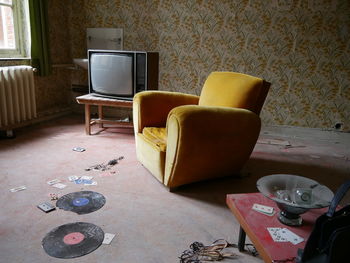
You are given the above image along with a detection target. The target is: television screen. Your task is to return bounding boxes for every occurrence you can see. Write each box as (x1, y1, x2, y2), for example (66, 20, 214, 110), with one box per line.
(89, 52, 133, 98)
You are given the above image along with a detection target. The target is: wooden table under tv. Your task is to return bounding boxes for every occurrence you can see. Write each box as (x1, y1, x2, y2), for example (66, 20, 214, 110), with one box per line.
(226, 193, 327, 263)
(76, 94, 133, 135)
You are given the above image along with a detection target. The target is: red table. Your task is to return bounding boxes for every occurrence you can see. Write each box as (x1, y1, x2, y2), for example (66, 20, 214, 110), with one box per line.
(226, 193, 327, 263)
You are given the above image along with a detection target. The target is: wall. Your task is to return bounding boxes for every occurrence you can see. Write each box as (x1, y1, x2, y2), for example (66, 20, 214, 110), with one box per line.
(2, 0, 349, 130)
(35, 0, 72, 114)
(69, 0, 350, 131)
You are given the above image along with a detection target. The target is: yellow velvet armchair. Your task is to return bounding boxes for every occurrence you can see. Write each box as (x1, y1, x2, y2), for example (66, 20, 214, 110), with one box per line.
(133, 72, 270, 189)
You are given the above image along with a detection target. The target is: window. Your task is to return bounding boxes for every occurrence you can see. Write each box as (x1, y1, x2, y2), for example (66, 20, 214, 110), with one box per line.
(0, 0, 29, 58)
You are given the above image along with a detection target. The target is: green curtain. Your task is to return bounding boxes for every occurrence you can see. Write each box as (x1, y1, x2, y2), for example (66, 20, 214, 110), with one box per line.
(29, 0, 50, 76)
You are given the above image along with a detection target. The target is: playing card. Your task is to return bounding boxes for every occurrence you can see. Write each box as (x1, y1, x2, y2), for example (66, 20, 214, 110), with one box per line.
(52, 183, 67, 189)
(47, 179, 61, 185)
(84, 181, 97, 186)
(10, 185, 26, 192)
(279, 228, 304, 245)
(267, 227, 288, 242)
(252, 203, 275, 216)
(81, 176, 93, 180)
(102, 233, 116, 244)
(68, 176, 80, 182)
(72, 147, 85, 152)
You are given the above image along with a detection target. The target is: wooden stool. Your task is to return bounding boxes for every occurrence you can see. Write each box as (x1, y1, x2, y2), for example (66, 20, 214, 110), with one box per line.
(76, 94, 133, 135)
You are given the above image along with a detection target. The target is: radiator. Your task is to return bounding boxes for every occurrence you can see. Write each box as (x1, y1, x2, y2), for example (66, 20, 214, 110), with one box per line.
(0, 66, 37, 129)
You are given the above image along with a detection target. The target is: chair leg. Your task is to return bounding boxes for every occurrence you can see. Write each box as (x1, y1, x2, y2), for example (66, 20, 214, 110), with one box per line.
(168, 186, 179, 192)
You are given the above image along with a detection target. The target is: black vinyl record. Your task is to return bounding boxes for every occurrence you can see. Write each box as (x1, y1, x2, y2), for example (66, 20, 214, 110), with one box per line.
(56, 191, 106, 214)
(42, 222, 104, 259)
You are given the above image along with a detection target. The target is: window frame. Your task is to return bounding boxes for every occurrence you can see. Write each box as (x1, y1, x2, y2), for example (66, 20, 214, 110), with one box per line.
(0, 0, 27, 58)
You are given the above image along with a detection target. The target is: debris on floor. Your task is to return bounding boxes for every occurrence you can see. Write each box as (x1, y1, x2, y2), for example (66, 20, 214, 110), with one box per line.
(282, 145, 306, 149)
(85, 156, 124, 171)
(102, 233, 116, 245)
(9, 185, 26, 192)
(257, 139, 291, 147)
(309, 155, 321, 159)
(52, 183, 67, 189)
(68, 176, 80, 182)
(99, 170, 116, 177)
(72, 147, 86, 152)
(179, 239, 238, 263)
(74, 179, 97, 186)
(37, 202, 56, 213)
(49, 193, 59, 201)
(47, 179, 61, 185)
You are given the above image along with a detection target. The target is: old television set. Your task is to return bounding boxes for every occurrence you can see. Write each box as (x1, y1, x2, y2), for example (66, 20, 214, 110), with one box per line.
(88, 50, 159, 101)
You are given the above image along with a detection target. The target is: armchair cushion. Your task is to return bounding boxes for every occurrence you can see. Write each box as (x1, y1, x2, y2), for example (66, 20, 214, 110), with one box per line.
(199, 72, 263, 114)
(142, 127, 167, 152)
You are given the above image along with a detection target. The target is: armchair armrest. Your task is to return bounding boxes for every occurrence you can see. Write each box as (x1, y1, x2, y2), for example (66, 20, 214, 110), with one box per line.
(133, 91, 199, 134)
(164, 105, 261, 188)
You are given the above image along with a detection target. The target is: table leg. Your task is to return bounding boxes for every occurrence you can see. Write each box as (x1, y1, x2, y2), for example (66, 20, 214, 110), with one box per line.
(98, 105, 103, 128)
(238, 226, 246, 252)
(85, 104, 91, 135)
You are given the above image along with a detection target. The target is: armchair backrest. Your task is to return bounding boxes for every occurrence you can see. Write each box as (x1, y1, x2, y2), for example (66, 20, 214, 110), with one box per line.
(198, 72, 270, 115)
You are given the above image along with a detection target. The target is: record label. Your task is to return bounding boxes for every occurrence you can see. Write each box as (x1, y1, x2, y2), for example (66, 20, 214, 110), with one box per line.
(63, 232, 85, 245)
(42, 222, 104, 258)
(73, 197, 89, 207)
(56, 191, 106, 214)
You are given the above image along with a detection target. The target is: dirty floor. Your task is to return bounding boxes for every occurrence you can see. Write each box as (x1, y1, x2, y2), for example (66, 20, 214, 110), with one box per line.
(0, 115, 349, 263)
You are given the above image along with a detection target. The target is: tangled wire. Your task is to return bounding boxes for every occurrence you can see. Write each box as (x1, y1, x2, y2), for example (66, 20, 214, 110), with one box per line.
(179, 239, 259, 262)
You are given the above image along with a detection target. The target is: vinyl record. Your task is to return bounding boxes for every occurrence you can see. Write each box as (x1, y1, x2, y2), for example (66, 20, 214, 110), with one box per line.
(42, 222, 104, 259)
(56, 191, 106, 214)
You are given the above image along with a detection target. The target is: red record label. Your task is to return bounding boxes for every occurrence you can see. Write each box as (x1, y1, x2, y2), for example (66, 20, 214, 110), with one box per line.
(63, 232, 85, 245)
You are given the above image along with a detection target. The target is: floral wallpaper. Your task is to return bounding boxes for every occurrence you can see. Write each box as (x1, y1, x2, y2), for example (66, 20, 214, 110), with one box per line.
(2, 0, 349, 131)
(68, 0, 350, 130)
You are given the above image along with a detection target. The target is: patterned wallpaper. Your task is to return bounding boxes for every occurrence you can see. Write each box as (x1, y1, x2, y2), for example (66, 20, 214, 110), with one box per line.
(68, 0, 350, 130)
(2, 0, 349, 131)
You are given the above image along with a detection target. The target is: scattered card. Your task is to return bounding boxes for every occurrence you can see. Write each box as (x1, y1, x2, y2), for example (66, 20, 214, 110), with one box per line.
(47, 179, 61, 185)
(52, 183, 67, 189)
(10, 185, 26, 192)
(81, 176, 93, 180)
(280, 228, 304, 245)
(267, 227, 288, 242)
(103, 233, 116, 244)
(72, 147, 86, 152)
(267, 227, 304, 245)
(37, 202, 55, 213)
(252, 203, 275, 216)
(68, 176, 80, 182)
(85, 181, 97, 186)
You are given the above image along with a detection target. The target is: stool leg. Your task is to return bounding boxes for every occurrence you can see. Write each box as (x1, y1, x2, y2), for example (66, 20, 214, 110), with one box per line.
(85, 104, 91, 135)
(98, 105, 103, 128)
(238, 226, 246, 252)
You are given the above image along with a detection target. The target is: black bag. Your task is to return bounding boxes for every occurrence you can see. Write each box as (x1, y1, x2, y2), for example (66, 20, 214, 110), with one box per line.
(297, 180, 350, 263)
